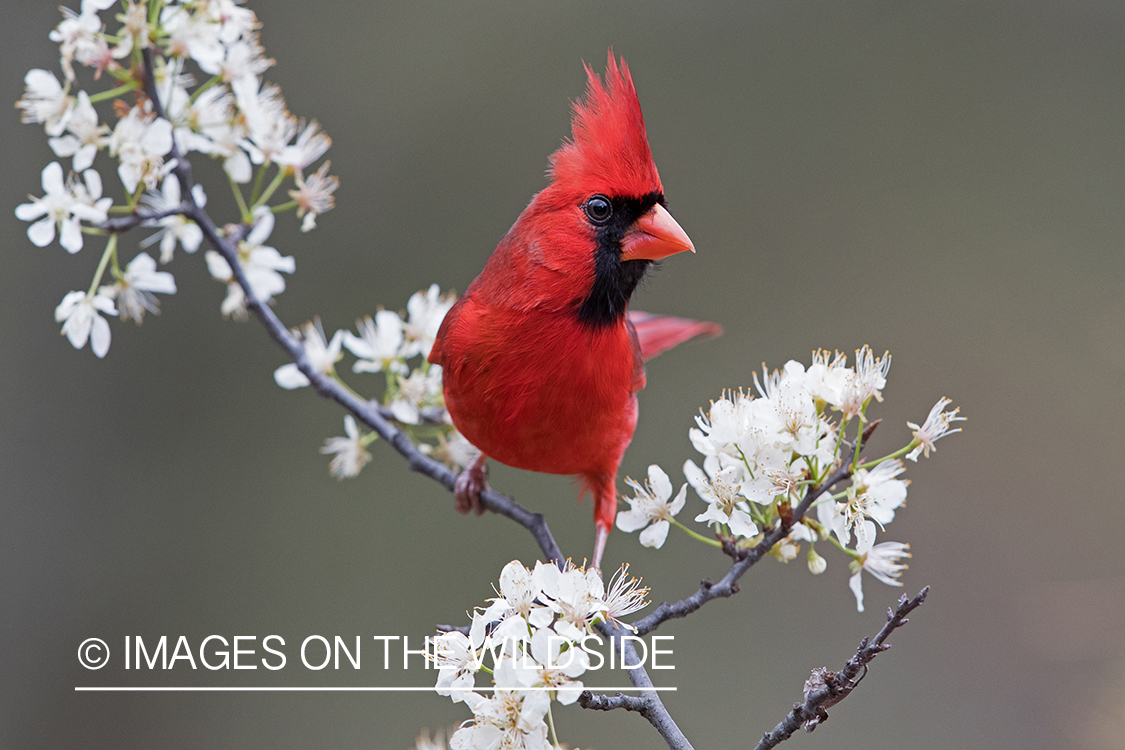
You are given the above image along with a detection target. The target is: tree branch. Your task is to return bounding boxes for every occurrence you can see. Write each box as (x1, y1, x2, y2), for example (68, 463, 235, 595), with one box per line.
(581, 621, 695, 749)
(753, 586, 930, 750)
(631, 464, 853, 636)
(101, 206, 189, 233)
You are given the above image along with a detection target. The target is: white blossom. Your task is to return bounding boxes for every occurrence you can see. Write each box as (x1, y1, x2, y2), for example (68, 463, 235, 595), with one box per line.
(320, 415, 371, 479)
(200, 0, 259, 44)
(603, 563, 649, 629)
(906, 397, 965, 461)
(50, 7, 111, 81)
(16, 70, 72, 135)
(205, 208, 294, 317)
(402, 284, 456, 359)
(413, 729, 450, 750)
(432, 628, 483, 702)
(344, 310, 405, 374)
(804, 349, 851, 407)
(525, 627, 588, 705)
(82, 0, 118, 13)
(775, 522, 814, 562)
(274, 319, 344, 389)
(773, 375, 836, 462)
(838, 346, 891, 419)
(616, 464, 687, 549)
(438, 559, 649, 749)
(48, 91, 108, 171)
(289, 161, 338, 231)
(419, 430, 481, 472)
(277, 120, 330, 173)
(819, 460, 908, 548)
(451, 677, 551, 750)
(234, 78, 296, 166)
(538, 563, 605, 642)
(55, 290, 116, 357)
(689, 393, 754, 466)
(100, 252, 176, 323)
(141, 177, 205, 262)
(110, 0, 151, 58)
(690, 391, 789, 489)
(478, 560, 555, 634)
(738, 445, 790, 505)
(109, 106, 175, 193)
(15, 162, 110, 253)
(444, 431, 480, 469)
(161, 5, 224, 69)
(210, 124, 254, 183)
(390, 366, 444, 425)
(203, 36, 273, 87)
(163, 80, 254, 182)
(848, 538, 911, 612)
(685, 459, 757, 537)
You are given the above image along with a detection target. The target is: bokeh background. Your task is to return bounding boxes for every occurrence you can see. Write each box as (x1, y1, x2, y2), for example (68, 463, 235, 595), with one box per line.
(4, 1, 1125, 748)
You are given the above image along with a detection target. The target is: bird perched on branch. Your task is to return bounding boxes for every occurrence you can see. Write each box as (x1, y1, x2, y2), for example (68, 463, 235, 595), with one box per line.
(429, 53, 718, 569)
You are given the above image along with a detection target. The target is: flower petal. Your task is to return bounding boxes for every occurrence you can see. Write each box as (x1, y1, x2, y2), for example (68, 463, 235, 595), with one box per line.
(849, 570, 865, 612)
(59, 217, 83, 253)
(41, 161, 64, 194)
(27, 217, 56, 247)
(90, 314, 111, 358)
(639, 520, 670, 549)
(274, 363, 309, 389)
(615, 509, 650, 533)
(15, 202, 47, 221)
(647, 464, 672, 501)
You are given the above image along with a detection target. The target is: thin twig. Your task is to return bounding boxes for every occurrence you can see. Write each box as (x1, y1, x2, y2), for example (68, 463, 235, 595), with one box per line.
(101, 206, 190, 233)
(753, 586, 929, 750)
(579, 621, 694, 749)
(630, 464, 853, 636)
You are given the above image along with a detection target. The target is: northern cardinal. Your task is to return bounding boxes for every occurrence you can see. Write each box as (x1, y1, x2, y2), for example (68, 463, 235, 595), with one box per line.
(429, 54, 718, 569)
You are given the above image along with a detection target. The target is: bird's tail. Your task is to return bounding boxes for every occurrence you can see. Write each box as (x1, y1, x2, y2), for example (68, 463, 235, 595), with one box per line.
(627, 310, 722, 362)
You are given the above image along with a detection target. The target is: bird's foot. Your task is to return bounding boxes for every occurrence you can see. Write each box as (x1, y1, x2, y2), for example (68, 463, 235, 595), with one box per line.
(454, 453, 489, 516)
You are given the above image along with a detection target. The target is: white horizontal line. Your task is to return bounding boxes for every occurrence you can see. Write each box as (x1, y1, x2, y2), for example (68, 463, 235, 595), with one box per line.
(77, 688, 675, 692)
(75, 686, 677, 692)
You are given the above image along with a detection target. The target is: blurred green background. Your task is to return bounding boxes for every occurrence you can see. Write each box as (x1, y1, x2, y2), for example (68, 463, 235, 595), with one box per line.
(4, 1, 1125, 748)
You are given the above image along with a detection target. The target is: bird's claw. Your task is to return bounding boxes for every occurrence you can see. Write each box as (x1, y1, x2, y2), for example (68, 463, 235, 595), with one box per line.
(454, 454, 489, 516)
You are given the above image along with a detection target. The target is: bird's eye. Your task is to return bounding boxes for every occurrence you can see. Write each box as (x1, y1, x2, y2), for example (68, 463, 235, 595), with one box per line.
(584, 195, 612, 225)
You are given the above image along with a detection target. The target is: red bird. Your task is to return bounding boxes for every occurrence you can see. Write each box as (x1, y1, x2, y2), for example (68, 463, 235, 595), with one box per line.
(429, 54, 717, 569)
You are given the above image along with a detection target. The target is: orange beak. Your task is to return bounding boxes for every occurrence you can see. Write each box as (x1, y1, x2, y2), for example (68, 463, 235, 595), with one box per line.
(620, 203, 695, 262)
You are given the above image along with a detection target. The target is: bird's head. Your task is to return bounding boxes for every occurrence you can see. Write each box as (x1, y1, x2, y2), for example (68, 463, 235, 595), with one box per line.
(528, 53, 694, 327)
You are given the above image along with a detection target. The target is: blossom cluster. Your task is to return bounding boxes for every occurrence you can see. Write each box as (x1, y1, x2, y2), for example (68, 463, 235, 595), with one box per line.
(616, 347, 963, 611)
(16, 0, 338, 356)
(272, 285, 477, 475)
(431, 560, 647, 750)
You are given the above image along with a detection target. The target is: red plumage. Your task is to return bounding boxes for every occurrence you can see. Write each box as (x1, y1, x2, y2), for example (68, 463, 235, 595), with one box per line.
(627, 310, 722, 362)
(429, 54, 715, 567)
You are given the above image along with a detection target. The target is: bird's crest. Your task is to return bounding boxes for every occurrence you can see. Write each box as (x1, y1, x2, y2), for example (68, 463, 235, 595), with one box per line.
(548, 52, 663, 198)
